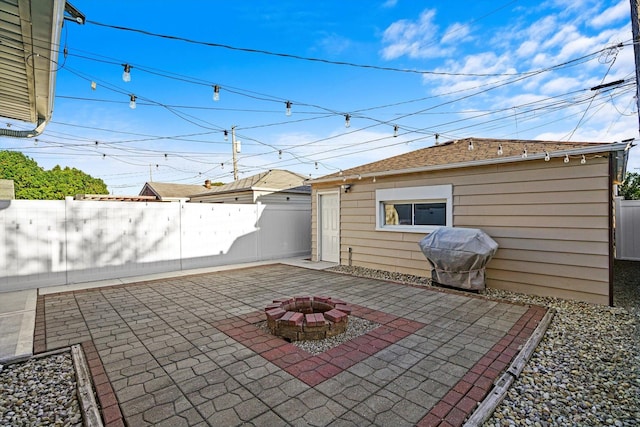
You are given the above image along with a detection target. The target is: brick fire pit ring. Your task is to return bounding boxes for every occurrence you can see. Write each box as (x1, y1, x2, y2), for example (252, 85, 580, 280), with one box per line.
(264, 296, 352, 342)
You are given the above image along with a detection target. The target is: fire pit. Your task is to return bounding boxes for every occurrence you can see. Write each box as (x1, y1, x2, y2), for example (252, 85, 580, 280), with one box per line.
(264, 296, 351, 342)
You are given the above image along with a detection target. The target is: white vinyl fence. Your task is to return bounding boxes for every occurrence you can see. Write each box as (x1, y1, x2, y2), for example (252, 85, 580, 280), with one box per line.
(0, 199, 311, 292)
(615, 198, 640, 261)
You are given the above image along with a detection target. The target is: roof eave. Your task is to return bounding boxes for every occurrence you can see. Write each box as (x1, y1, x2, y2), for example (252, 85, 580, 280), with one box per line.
(307, 141, 632, 185)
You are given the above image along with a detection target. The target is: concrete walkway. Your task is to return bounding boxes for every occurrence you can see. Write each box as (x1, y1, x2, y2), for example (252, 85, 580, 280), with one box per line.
(31, 263, 545, 426)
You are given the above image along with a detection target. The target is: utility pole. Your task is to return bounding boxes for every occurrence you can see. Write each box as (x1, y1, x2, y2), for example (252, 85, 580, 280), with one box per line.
(631, 0, 640, 132)
(231, 125, 239, 181)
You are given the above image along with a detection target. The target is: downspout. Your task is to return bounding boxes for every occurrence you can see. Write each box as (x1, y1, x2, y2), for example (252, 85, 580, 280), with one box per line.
(608, 154, 615, 307)
(0, 117, 47, 138)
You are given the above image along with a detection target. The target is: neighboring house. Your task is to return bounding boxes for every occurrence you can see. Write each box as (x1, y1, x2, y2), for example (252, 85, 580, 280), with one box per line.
(308, 137, 633, 305)
(190, 169, 310, 204)
(139, 181, 210, 202)
(0, 179, 15, 199)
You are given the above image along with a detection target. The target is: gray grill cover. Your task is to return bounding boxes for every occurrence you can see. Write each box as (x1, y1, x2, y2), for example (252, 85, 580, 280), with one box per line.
(418, 227, 498, 290)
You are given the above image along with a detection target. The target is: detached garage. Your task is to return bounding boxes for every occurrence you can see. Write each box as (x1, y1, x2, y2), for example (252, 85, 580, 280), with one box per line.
(308, 137, 632, 305)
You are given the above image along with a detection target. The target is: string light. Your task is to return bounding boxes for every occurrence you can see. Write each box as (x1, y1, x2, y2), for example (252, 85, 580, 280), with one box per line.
(278, 150, 282, 159)
(129, 94, 136, 109)
(564, 154, 570, 163)
(213, 85, 220, 101)
(357, 174, 362, 180)
(122, 64, 132, 82)
(372, 176, 377, 183)
(221, 162, 224, 169)
(342, 176, 346, 182)
(314, 162, 318, 170)
(339, 170, 343, 176)
(102, 153, 106, 159)
(393, 125, 399, 137)
(497, 144, 503, 155)
(223, 130, 228, 141)
(468, 140, 474, 151)
(91, 81, 97, 90)
(34, 138, 38, 146)
(164, 153, 168, 161)
(521, 148, 527, 158)
(285, 101, 292, 116)
(581, 154, 586, 164)
(544, 151, 550, 161)
(344, 114, 351, 128)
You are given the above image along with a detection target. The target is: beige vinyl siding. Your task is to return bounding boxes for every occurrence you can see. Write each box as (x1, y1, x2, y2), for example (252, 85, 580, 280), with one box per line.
(314, 158, 611, 304)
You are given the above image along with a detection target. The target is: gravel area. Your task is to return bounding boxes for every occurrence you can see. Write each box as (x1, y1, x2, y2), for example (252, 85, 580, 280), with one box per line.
(330, 262, 640, 426)
(0, 351, 82, 426)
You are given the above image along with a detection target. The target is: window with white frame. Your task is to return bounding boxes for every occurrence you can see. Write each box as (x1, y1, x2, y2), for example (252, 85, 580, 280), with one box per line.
(375, 184, 452, 233)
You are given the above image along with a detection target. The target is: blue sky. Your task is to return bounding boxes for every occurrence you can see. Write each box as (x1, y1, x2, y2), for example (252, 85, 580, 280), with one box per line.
(1, 0, 637, 193)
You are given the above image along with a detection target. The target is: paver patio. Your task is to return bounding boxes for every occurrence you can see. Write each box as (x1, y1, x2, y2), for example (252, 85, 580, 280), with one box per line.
(35, 264, 546, 426)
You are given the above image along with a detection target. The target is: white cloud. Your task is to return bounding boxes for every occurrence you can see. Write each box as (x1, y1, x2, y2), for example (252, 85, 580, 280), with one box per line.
(441, 23, 472, 45)
(316, 33, 353, 55)
(380, 9, 454, 59)
(540, 76, 581, 94)
(590, 0, 629, 28)
(381, 0, 398, 8)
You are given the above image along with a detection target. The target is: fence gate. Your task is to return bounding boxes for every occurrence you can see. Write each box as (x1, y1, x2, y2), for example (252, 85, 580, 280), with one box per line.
(615, 198, 640, 261)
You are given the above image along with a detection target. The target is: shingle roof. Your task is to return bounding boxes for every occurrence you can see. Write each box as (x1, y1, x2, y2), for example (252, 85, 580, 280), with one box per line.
(141, 182, 207, 198)
(312, 137, 621, 183)
(192, 170, 307, 196)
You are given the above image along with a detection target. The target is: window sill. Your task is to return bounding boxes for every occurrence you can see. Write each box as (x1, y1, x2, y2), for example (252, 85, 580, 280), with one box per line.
(375, 225, 444, 234)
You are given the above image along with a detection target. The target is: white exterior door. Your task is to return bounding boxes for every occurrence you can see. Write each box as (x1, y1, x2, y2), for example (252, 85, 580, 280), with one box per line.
(319, 192, 340, 263)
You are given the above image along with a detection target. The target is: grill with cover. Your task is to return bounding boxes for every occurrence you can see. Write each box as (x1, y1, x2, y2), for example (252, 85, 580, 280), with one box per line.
(418, 227, 498, 291)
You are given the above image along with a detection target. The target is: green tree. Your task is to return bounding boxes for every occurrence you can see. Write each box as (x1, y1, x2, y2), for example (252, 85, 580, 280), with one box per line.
(618, 172, 640, 200)
(0, 151, 108, 199)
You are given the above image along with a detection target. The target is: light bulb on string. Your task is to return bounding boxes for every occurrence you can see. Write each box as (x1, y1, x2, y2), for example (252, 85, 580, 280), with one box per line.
(468, 140, 474, 151)
(91, 81, 96, 90)
(213, 85, 220, 101)
(357, 174, 362, 180)
(129, 95, 136, 109)
(521, 148, 527, 159)
(393, 125, 399, 137)
(164, 153, 168, 161)
(34, 138, 38, 146)
(372, 176, 377, 183)
(285, 101, 292, 116)
(155, 164, 159, 169)
(344, 114, 351, 128)
(278, 150, 282, 159)
(581, 155, 586, 164)
(564, 154, 570, 163)
(102, 154, 106, 160)
(223, 130, 228, 141)
(314, 162, 318, 170)
(497, 144, 503, 155)
(544, 151, 550, 161)
(339, 170, 343, 176)
(122, 64, 131, 82)
(221, 163, 224, 170)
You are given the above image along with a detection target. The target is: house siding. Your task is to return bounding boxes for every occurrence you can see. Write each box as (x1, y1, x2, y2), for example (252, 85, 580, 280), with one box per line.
(312, 158, 611, 304)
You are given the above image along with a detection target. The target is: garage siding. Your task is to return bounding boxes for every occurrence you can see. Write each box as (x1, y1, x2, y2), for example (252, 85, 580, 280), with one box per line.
(312, 158, 611, 304)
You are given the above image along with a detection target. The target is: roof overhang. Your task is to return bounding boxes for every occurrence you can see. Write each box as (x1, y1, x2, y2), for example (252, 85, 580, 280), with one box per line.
(0, 0, 82, 138)
(307, 141, 633, 185)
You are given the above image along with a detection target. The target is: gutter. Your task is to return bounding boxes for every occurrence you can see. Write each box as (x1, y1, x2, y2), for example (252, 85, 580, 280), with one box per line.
(0, 117, 48, 138)
(307, 141, 632, 185)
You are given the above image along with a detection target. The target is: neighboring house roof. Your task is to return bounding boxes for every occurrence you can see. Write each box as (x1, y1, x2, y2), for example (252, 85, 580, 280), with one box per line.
(140, 182, 208, 200)
(0, 1, 84, 138)
(309, 137, 632, 184)
(75, 194, 158, 202)
(192, 170, 308, 197)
